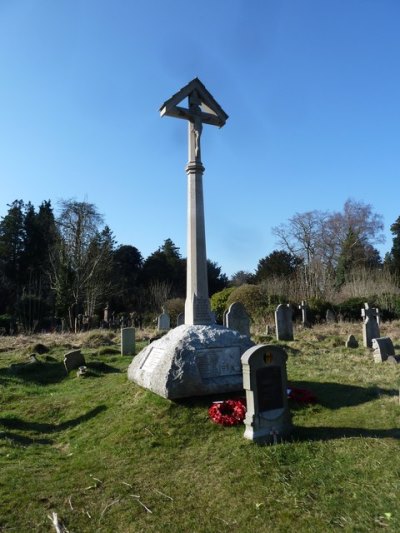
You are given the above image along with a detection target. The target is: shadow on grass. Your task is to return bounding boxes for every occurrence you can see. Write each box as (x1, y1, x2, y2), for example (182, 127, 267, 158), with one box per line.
(176, 381, 395, 411)
(293, 425, 400, 441)
(0, 431, 54, 446)
(0, 405, 107, 436)
(290, 380, 397, 409)
(0, 360, 120, 385)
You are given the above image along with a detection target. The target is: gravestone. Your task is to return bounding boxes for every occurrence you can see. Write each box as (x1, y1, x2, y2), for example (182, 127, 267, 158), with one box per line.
(121, 327, 135, 356)
(64, 350, 85, 373)
(345, 334, 359, 348)
(372, 337, 398, 363)
(225, 302, 250, 337)
(326, 309, 336, 323)
(361, 303, 380, 348)
(176, 313, 185, 326)
(241, 344, 293, 443)
(299, 300, 311, 328)
(275, 304, 293, 341)
(157, 308, 170, 331)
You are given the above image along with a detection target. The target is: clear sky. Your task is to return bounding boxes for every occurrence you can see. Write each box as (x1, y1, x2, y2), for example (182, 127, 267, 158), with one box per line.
(1, 0, 399, 276)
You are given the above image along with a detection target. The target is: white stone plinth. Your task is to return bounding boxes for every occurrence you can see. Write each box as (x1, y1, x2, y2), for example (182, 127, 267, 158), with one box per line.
(127, 325, 253, 399)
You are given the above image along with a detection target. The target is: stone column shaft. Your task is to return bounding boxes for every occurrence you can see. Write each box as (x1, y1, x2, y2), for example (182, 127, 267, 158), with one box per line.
(184, 146, 212, 325)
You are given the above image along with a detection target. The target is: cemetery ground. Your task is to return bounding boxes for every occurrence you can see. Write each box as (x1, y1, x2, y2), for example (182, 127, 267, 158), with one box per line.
(1, 325, 400, 532)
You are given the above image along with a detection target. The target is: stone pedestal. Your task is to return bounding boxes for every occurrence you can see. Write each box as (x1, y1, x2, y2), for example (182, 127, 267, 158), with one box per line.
(128, 325, 253, 399)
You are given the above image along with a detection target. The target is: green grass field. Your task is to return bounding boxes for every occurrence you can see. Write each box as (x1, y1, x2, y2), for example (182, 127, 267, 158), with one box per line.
(1, 325, 400, 532)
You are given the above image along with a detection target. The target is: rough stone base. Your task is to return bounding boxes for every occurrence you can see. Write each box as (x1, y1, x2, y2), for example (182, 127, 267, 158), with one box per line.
(127, 324, 254, 399)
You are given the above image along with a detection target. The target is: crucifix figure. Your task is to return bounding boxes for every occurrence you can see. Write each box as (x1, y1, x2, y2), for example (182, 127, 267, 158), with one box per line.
(160, 78, 228, 325)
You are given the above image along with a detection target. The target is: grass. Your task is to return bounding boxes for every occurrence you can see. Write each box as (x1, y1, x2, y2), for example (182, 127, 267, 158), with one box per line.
(1, 323, 400, 532)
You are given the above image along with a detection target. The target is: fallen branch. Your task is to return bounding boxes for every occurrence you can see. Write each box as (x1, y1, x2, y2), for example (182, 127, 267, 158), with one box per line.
(100, 498, 120, 520)
(154, 489, 173, 501)
(130, 494, 153, 514)
(47, 512, 69, 533)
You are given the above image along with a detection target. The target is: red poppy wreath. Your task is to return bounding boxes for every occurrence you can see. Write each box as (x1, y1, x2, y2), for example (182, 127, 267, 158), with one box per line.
(208, 399, 246, 426)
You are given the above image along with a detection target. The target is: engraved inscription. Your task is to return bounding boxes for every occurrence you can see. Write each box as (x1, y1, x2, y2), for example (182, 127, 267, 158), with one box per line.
(196, 346, 241, 379)
(140, 347, 165, 371)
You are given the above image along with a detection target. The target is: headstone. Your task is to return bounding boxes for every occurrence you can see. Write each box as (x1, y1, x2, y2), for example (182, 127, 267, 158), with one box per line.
(345, 334, 359, 348)
(121, 327, 135, 356)
(275, 304, 293, 341)
(176, 312, 185, 326)
(104, 305, 109, 323)
(157, 308, 170, 331)
(298, 300, 311, 328)
(372, 337, 396, 363)
(241, 344, 293, 443)
(326, 309, 336, 323)
(361, 303, 380, 348)
(225, 302, 250, 337)
(64, 350, 85, 373)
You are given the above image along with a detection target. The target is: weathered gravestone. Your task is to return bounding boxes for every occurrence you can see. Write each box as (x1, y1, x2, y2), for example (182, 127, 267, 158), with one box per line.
(241, 344, 293, 443)
(345, 334, 359, 348)
(157, 308, 170, 331)
(361, 303, 380, 348)
(275, 304, 293, 341)
(372, 337, 399, 363)
(326, 309, 336, 323)
(64, 350, 85, 373)
(225, 302, 250, 337)
(121, 327, 135, 356)
(176, 313, 185, 326)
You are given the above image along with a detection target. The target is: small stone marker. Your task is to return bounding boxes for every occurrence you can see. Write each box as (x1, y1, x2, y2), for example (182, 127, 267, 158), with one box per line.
(225, 302, 250, 337)
(177, 312, 185, 326)
(121, 327, 135, 356)
(64, 350, 85, 373)
(326, 309, 336, 323)
(157, 308, 170, 331)
(345, 334, 359, 348)
(275, 304, 293, 341)
(361, 303, 380, 348)
(372, 337, 398, 363)
(241, 344, 293, 443)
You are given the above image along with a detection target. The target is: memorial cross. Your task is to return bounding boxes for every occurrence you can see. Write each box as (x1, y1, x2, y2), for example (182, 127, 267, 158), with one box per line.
(160, 78, 228, 325)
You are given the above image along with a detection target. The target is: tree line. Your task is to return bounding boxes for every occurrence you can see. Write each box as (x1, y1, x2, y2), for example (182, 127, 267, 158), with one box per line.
(1, 197, 400, 333)
(0, 199, 227, 332)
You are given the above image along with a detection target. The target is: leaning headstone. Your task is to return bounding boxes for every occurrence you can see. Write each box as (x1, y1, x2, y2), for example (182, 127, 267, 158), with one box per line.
(64, 350, 85, 373)
(121, 327, 135, 356)
(176, 313, 185, 326)
(372, 337, 396, 363)
(157, 308, 170, 331)
(275, 304, 293, 341)
(361, 303, 380, 348)
(345, 334, 359, 348)
(326, 309, 336, 323)
(225, 302, 250, 337)
(241, 344, 293, 443)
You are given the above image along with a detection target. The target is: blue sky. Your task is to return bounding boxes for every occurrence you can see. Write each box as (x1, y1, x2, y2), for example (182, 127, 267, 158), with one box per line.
(0, 0, 399, 276)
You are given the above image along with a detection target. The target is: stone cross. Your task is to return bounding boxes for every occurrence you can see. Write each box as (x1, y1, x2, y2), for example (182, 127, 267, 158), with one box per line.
(160, 78, 228, 325)
(299, 300, 310, 328)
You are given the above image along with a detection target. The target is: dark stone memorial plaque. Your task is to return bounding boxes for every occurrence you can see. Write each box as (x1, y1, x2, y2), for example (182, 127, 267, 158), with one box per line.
(256, 366, 284, 412)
